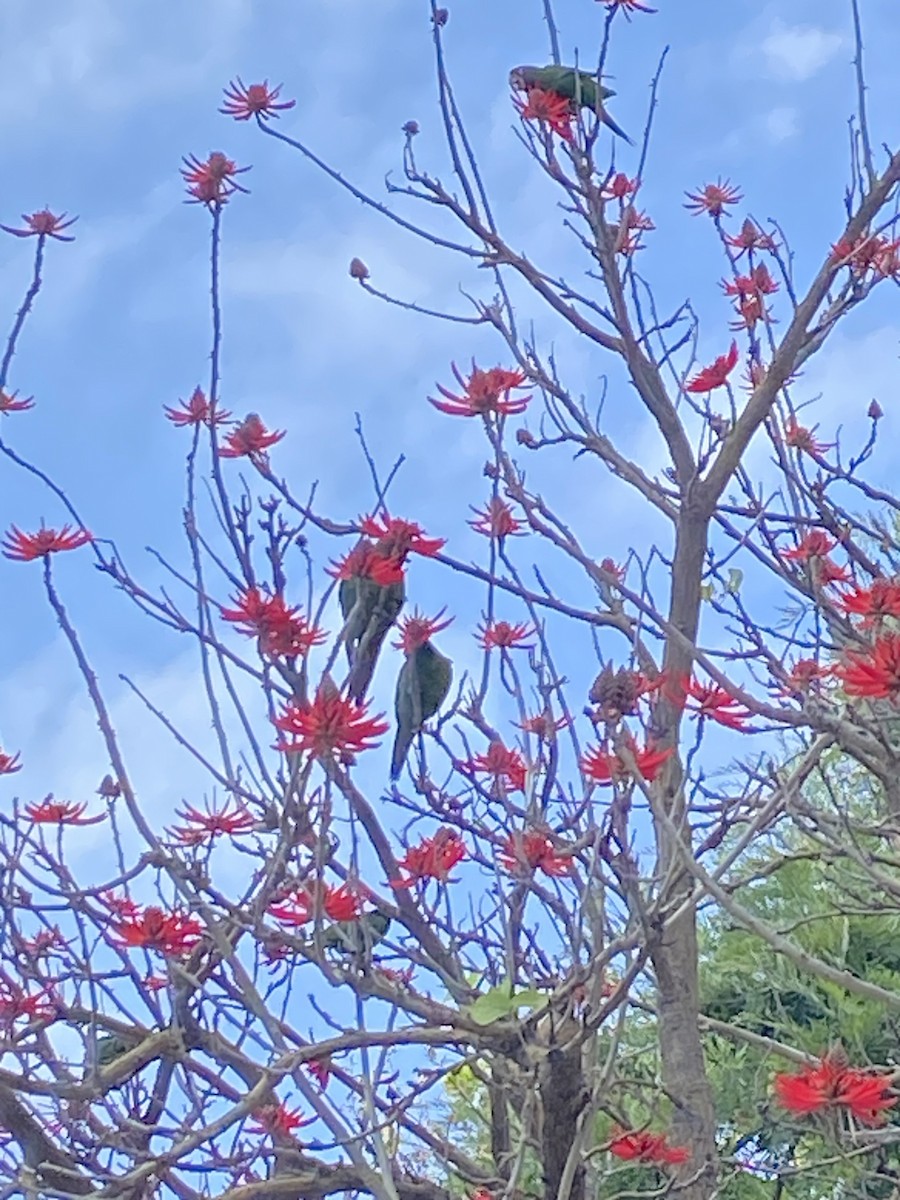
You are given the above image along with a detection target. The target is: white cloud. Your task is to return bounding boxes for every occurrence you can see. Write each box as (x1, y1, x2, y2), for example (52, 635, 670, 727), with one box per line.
(760, 22, 844, 83)
(763, 106, 800, 143)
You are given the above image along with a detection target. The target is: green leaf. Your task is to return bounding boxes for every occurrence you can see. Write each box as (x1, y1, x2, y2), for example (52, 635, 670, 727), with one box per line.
(467, 984, 548, 1025)
(725, 568, 743, 595)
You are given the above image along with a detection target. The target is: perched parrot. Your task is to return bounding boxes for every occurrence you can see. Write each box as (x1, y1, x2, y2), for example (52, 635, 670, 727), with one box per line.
(339, 567, 406, 703)
(96, 1034, 132, 1068)
(391, 639, 453, 780)
(509, 65, 633, 144)
(321, 910, 391, 965)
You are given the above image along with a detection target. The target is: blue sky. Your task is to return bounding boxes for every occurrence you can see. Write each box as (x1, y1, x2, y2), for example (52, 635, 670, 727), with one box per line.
(1, 0, 899, 860)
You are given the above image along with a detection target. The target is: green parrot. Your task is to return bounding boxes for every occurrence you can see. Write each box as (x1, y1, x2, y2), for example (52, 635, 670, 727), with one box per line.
(509, 65, 633, 143)
(96, 1034, 132, 1067)
(321, 910, 391, 964)
(391, 639, 453, 780)
(344, 575, 405, 703)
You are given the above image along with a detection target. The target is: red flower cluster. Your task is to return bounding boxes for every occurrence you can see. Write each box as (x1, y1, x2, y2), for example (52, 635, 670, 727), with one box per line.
(218, 413, 285, 459)
(249, 1102, 311, 1137)
(599, 0, 657, 13)
(359, 513, 445, 560)
(838, 634, 900, 700)
(164, 386, 231, 428)
(269, 882, 362, 926)
(0, 749, 22, 774)
(774, 1056, 895, 1125)
(2, 524, 92, 561)
(393, 828, 467, 888)
(783, 417, 833, 455)
(0, 390, 34, 414)
(675, 677, 752, 730)
(602, 172, 640, 201)
(469, 497, 523, 539)
(781, 530, 849, 585)
(499, 829, 573, 877)
(393, 609, 453, 653)
(609, 1128, 689, 1165)
(464, 742, 528, 793)
(513, 86, 574, 141)
(832, 233, 900, 281)
(24, 796, 105, 826)
(478, 620, 535, 651)
(221, 587, 325, 658)
(517, 712, 570, 740)
(0, 984, 57, 1028)
(777, 658, 833, 697)
(684, 179, 742, 217)
(431, 364, 531, 418)
(839, 579, 900, 626)
(274, 685, 389, 760)
(724, 218, 777, 257)
(581, 738, 672, 786)
(0, 209, 77, 241)
(685, 342, 738, 393)
(181, 151, 250, 206)
(330, 540, 404, 588)
(111, 904, 204, 957)
(169, 801, 256, 845)
(220, 78, 296, 122)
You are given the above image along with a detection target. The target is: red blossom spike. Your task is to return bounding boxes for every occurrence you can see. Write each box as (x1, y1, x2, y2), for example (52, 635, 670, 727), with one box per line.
(783, 418, 833, 455)
(499, 829, 573, 877)
(181, 151, 250, 207)
(392, 828, 467, 888)
(774, 1054, 895, 1126)
(0, 749, 22, 774)
(273, 685, 389, 761)
(609, 1128, 689, 1165)
(0, 390, 35, 414)
(169, 801, 256, 845)
(0, 209, 78, 241)
(359, 513, 445, 561)
(513, 87, 574, 141)
(684, 342, 739, 393)
(684, 179, 742, 217)
(24, 797, 106, 826)
(838, 579, 900, 626)
(218, 414, 285, 459)
(469, 497, 524, 539)
(164, 386, 231, 427)
(463, 741, 528, 793)
(220, 78, 296, 122)
(837, 634, 900, 700)
(478, 619, 535, 651)
(392, 608, 453, 653)
(111, 905, 204, 957)
(581, 738, 672, 786)
(2, 524, 92, 561)
(430, 363, 531, 418)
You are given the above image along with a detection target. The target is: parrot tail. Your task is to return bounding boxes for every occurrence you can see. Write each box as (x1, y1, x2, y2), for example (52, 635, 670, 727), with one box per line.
(390, 730, 413, 781)
(601, 111, 634, 145)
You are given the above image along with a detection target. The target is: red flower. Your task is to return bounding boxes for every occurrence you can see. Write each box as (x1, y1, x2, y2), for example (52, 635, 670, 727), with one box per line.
(684, 179, 742, 216)
(18, 928, 67, 957)
(181, 151, 250, 206)
(778, 658, 833, 697)
(781, 531, 849, 585)
(774, 1056, 895, 1126)
(838, 634, 900, 700)
(430, 363, 531, 418)
(0, 985, 57, 1028)
(465, 741, 528, 793)
(478, 620, 535, 651)
(685, 342, 739, 393)
(169, 801, 256, 845)
(783, 418, 833, 455)
(221, 587, 325, 657)
(499, 829, 573, 877)
(730, 293, 772, 332)
(111, 905, 204, 956)
(513, 86, 574, 141)
(723, 264, 779, 299)
(24, 797, 105, 826)
(359, 513, 446, 560)
(599, 557, 626, 583)
(838, 579, 900, 626)
(249, 1103, 311, 1137)
(724, 218, 777, 256)
(220, 78, 296, 122)
(273, 684, 389, 760)
(268, 889, 313, 927)
(610, 207, 655, 256)
(100, 891, 142, 919)
(305, 1058, 331, 1088)
(0, 210, 77, 241)
(609, 1129, 690, 1165)
(164, 386, 231, 427)
(517, 712, 570, 740)
(599, 0, 656, 12)
(469, 497, 524, 539)
(393, 828, 467, 888)
(832, 234, 900, 280)
(393, 608, 453, 653)
(581, 739, 672, 786)
(0, 749, 22, 774)
(0, 390, 34, 414)
(329, 541, 405, 587)
(602, 172, 640, 201)
(218, 414, 285, 459)
(2, 524, 92, 561)
(676, 678, 752, 731)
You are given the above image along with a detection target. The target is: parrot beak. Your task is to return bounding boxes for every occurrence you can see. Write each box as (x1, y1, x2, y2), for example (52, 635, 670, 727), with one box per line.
(508, 69, 526, 92)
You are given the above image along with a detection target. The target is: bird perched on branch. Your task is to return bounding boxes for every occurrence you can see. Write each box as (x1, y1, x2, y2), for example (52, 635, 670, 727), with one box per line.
(321, 910, 391, 966)
(509, 65, 633, 143)
(391, 638, 453, 780)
